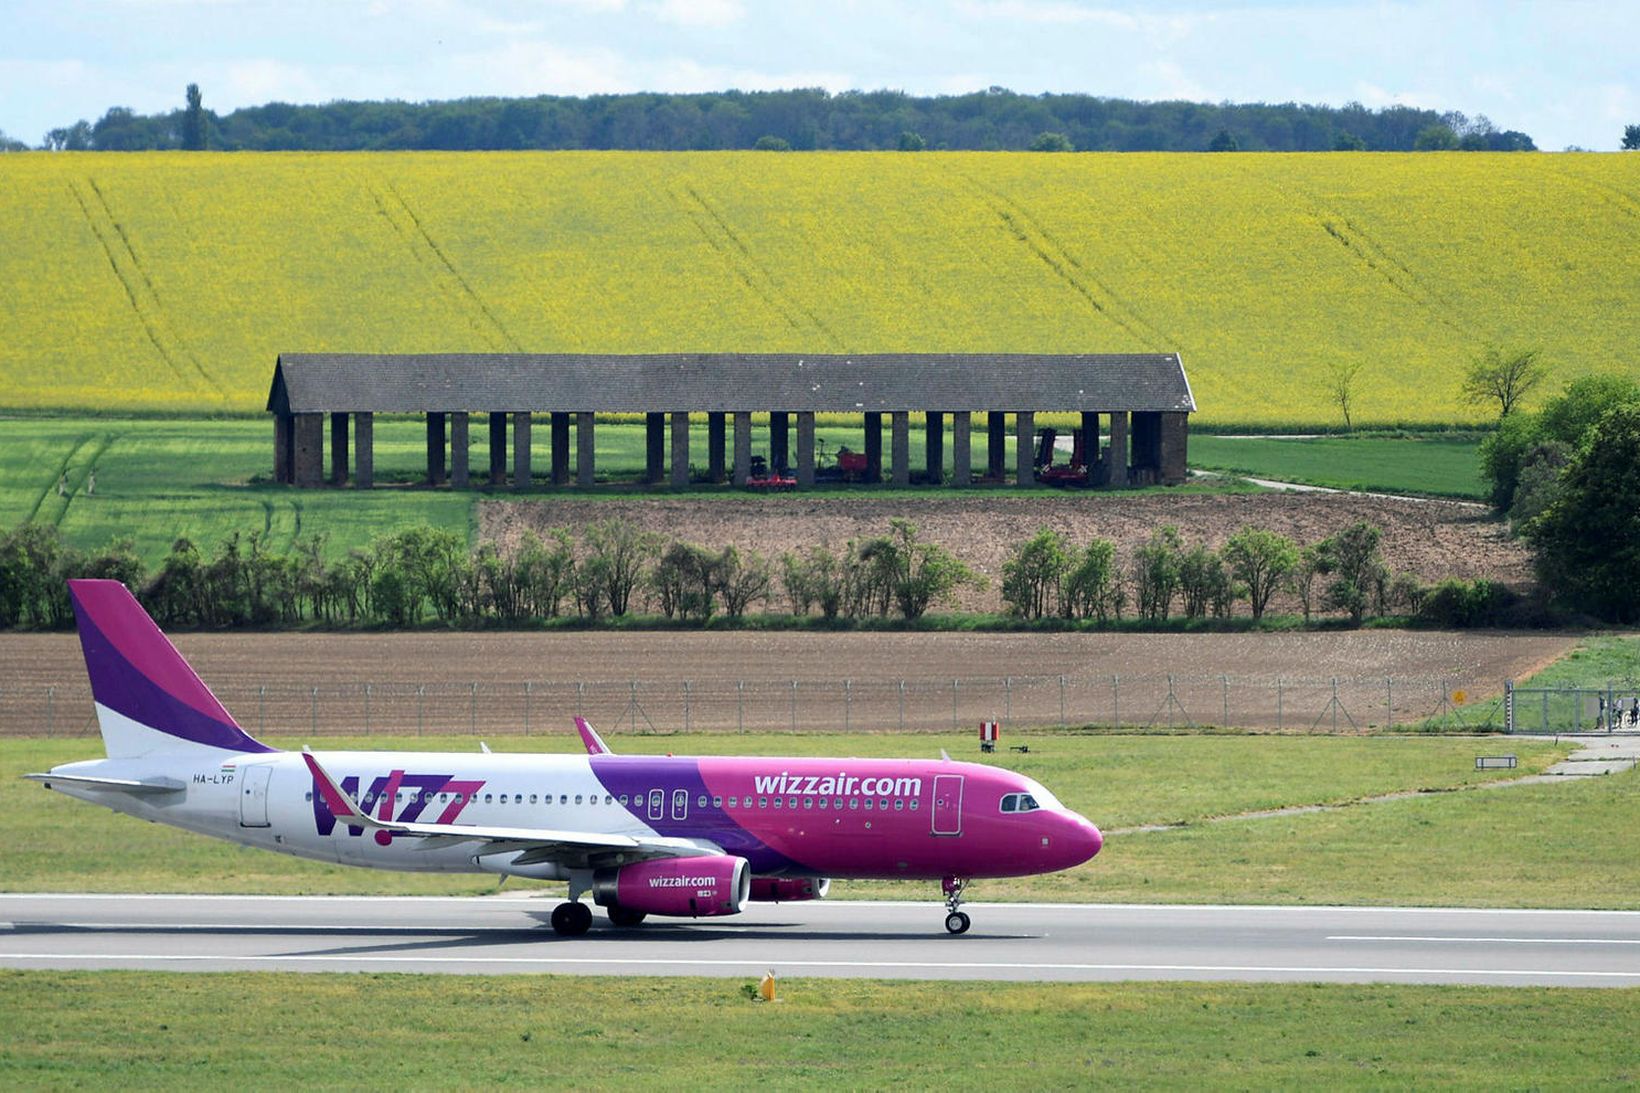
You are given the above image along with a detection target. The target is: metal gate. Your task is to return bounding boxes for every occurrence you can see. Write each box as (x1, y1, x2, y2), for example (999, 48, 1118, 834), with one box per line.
(931, 774, 964, 837)
(238, 765, 272, 827)
(1506, 682, 1640, 733)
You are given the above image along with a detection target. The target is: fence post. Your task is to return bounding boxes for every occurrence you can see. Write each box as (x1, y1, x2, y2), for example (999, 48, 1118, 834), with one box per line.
(46, 685, 55, 737)
(1167, 674, 1176, 730)
(738, 680, 745, 734)
(1331, 677, 1339, 732)
(470, 682, 477, 734)
(1221, 674, 1228, 728)
(844, 680, 851, 733)
(789, 680, 798, 732)
(1502, 679, 1512, 735)
(899, 680, 906, 731)
(683, 681, 691, 734)
(1386, 677, 1393, 729)
(365, 683, 372, 736)
(258, 685, 266, 733)
(953, 679, 960, 732)
(1060, 675, 1067, 730)
(1112, 674, 1120, 730)
(1004, 676, 1012, 726)
(417, 685, 425, 737)
(1277, 677, 1283, 731)
(310, 686, 318, 735)
(576, 681, 584, 721)
(524, 681, 531, 736)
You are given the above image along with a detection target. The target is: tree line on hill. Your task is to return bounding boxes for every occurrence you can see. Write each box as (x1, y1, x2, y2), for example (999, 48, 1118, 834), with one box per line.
(0, 515, 1522, 633)
(10, 86, 1537, 153)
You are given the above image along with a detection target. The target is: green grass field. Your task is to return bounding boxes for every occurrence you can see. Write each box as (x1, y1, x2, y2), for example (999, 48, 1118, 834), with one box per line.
(1189, 433, 1487, 498)
(5, 152, 1637, 426)
(13, 733, 1623, 906)
(2, 972, 1634, 1087)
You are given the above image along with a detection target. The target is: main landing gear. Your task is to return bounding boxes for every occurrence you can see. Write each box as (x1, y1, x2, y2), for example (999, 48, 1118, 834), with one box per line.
(550, 901, 593, 936)
(942, 876, 971, 935)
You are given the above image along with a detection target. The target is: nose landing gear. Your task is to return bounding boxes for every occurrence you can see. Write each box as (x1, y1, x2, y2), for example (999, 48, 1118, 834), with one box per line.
(942, 876, 971, 934)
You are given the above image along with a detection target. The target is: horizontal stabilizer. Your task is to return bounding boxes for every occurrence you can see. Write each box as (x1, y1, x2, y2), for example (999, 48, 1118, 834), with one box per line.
(24, 772, 185, 795)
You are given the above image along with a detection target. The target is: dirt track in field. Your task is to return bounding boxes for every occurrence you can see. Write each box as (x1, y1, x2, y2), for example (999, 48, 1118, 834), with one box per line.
(482, 491, 1529, 614)
(1, 629, 1575, 738)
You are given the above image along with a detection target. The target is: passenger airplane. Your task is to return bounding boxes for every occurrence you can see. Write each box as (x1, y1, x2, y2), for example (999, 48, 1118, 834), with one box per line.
(28, 580, 1102, 935)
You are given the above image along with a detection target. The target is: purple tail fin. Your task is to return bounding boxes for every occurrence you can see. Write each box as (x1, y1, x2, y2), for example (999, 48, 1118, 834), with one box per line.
(68, 579, 274, 757)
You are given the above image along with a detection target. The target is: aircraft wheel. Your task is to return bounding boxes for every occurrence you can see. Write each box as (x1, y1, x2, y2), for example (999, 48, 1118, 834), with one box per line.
(552, 902, 593, 936)
(607, 905, 648, 928)
(944, 911, 971, 935)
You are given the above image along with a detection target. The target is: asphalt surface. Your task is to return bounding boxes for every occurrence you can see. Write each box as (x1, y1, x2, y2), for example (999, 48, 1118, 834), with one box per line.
(2, 895, 1638, 986)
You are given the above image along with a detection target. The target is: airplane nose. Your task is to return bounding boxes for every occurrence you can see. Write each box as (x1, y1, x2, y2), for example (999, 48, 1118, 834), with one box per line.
(1078, 817, 1104, 860)
(1052, 812, 1103, 867)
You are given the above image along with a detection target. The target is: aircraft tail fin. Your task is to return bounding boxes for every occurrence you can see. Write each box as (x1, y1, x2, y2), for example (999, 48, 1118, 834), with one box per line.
(67, 579, 275, 758)
(575, 717, 613, 756)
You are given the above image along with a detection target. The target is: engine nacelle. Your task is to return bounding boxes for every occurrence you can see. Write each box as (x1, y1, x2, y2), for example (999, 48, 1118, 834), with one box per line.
(592, 854, 750, 918)
(749, 876, 830, 903)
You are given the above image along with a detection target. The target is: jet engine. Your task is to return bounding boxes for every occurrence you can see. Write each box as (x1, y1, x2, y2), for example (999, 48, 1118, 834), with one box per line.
(592, 854, 750, 918)
(748, 876, 830, 902)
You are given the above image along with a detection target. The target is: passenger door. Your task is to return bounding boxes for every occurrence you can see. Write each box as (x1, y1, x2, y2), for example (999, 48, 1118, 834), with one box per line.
(931, 774, 963, 837)
(238, 765, 272, 828)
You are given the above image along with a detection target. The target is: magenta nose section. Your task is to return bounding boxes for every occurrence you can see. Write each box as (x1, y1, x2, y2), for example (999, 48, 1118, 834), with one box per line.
(1046, 812, 1103, 870)
(1074, 815, 1104, 861)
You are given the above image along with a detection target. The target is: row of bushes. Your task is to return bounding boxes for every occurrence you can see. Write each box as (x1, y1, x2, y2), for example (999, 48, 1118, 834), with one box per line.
(0, 517, 1522, 631)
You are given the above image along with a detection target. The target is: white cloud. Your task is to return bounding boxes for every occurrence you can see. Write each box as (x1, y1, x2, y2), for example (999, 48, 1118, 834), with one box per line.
(647, 0, 744, 28)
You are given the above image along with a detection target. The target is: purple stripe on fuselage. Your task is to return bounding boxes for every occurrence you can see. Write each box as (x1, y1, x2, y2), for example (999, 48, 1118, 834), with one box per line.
(73, 608, 273, 753)
(590, 756, 805, 875)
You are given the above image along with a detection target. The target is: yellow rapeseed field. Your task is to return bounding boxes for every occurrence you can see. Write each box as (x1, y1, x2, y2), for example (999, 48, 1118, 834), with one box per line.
(2, 151, 1635, 424)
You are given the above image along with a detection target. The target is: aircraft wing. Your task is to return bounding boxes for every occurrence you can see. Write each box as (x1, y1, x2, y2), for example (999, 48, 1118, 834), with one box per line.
(24, 772, 185, 795)
(301, 751, 712, 868)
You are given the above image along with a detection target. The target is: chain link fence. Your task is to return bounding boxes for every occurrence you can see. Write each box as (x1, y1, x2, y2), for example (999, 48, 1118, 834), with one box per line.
(1506, 683, 1640, 734)
(0, 673, 1522, 739)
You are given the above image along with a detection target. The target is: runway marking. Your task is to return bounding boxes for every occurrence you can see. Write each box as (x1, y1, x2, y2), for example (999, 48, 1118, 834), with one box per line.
(1329, 935, 1640, 946)
(2, 953, 1638, 979)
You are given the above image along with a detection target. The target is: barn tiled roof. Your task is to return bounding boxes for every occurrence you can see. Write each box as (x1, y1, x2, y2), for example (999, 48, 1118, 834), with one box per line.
(269, 353, 1195, 415)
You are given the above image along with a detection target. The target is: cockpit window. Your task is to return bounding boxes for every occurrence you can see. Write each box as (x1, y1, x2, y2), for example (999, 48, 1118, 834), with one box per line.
(1000, 793, 1042, 814)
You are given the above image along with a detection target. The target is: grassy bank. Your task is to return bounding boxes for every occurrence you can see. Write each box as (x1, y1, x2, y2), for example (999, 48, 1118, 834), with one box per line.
(1189, 432, 1487, 498)
(11, 733, 1615, 906)
(1, 971, 1635, 1087)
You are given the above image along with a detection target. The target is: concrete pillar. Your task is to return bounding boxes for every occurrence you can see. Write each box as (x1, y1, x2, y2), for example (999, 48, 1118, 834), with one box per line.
(551, 412, 570, 485)
(1108, 410, 1128, 487)
(513, 413, 532, 491)
(577, 412, 595, 486)
(645, 412, 665, 485)
(707, 412, 727, 483)
(293, 413, 324, 488)
(987, 412, 1007, 480)
(671, 411, 690, 488)
(488, 412, 507, 486)
(952, 411, 971, 486)
(450, 412, 470, 489)
(426, 412, 446, 486)
(274, 414, 292, 484)
(329, 412, 349, 486)
(891, 411, 910, 487)
(796, 411, 815, 487)
(924, 411, 944, 486)
(733, 412, 752, 485)
(1015, 410, 1034, 487)
(864, 412, 882, 482)
(1082, 411, 1100, 488)
(354, 412, 373, 490)
(770, 412, 789, 473)
(1158, 411, 1189, 485)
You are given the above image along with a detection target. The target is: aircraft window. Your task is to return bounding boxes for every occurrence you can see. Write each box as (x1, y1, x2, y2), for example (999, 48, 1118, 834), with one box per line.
(590, 795, 598, 806)
(512, 794, 521, 804)
(484, 794, 493, 804)
(439, 793, 448, 803)
(1019, 794, 1040, 812)
(453, 793, 464, 804)
(619, 795, 629, 806)
(728, 796, 738, 808)
(894, 799, 904, 811)
(304, 791, 312, 802)
(909, 799, 919, 811)
(395, 791, 404, 801)
(864, 799, 874, 810)
(833, 798, 844, 810)
(787, 797, 797, 810)
(774, 798, 783, 809)
(712, 796, 722, 808)
(1000, 793, 1016, 813)
(818, 797, 828, 809)
(575, 794, 584, 805)
(803, 797, 813, 809)
(528, 794, 536, 804)
(879, 799, 888, 810)
(848, 798, 859, 811)
(758, 797, 768, 808)
(698, 794, 708, 808)
(605, 795, 613, 805)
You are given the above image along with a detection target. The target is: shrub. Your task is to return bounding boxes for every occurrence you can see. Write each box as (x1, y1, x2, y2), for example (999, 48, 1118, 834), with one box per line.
(1062, 538, 1119, 621)
(1222, 526, 1299, 620)
(1000, 528, 1070, 619)
(1131, 526, 1183, 622)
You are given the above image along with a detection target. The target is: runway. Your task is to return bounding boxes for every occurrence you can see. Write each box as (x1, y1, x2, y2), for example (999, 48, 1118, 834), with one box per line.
(3, 895, 1638, 986)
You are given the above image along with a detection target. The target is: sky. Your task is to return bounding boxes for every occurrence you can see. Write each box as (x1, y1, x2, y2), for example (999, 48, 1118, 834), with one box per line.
(2, 0, 1636, 151)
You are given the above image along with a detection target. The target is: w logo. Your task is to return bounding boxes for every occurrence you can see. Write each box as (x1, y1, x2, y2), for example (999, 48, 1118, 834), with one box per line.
(312, 769, 484, 843)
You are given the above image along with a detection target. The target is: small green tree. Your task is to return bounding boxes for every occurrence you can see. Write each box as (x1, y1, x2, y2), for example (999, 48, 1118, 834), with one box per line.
(1462, 346, 1548, 419)
(1315, 521, 1388, 625)
(1291, 546, 1322, 623)
(651, 541, 719, 620)
(1000, 528, 1070, 619)
(1208, 128, 1239, 152)
(182, 83, 207, 150)
(897, 130, 926, 151)
(1176, 543, 1229, 619)
(1131, 526, 1183, 622)
(715, 545, 771, 617)
(1029, 131, 1073, 152)
(582, 517, 660, 617)
(1524, 404, 1640, 622)
(1623, 124, 1640, 151)
(1061, 538, 1118, 621)
(754, 134, 791, 151)
(1326, 359, 1365, 430)
(1414, 123, 1459, 150)
(864, 518, 981, 619)
(1222, 527, 1299, 620)
(1333, 131, 1366, 151)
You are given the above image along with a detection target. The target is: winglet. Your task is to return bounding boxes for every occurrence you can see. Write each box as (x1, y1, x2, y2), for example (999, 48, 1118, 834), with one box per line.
(575, 717, 613, 756)
(302, 748, 373, 826)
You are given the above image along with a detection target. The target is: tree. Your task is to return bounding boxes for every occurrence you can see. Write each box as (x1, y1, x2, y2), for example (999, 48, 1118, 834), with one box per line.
(0, 129, 26, 153)
(1524, 404, 1640, 622)
(182, 83, 207, 150)
(897, 130, 926, 151)
(753, 134, 791, 151)
(1462, 346, 1548, 418)
(1029, 131, 1073, 152)
(1315, 521, 1388, 625)
(1223, 527, 1299, 620)
(1326, 359, 1364, 430)
(1176, 543, 1231, 618)
(715, 546, 771, 617)
(1413, 123, 1459, 151)
(1062, 538, 1119, 620)
(1131, 526, 1183, 622)
(863, 518, 980, 619)
(1333, 131, 1366, 151)
(1623, 125, 1640, 151)
(1208, 128, 1239, 152)
(1000, 528, 1070, 620)
(582, 517, 660, 617)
